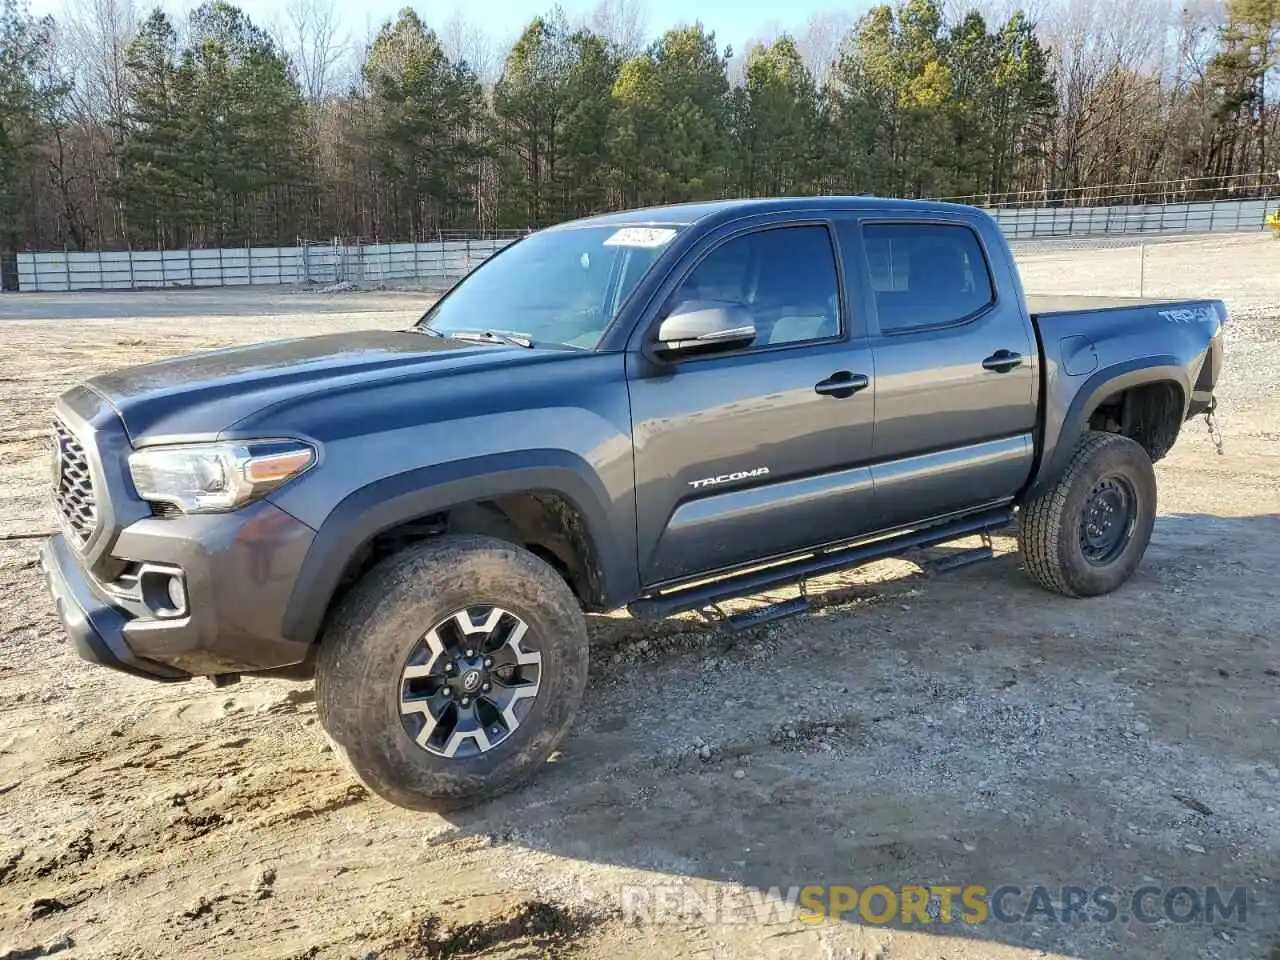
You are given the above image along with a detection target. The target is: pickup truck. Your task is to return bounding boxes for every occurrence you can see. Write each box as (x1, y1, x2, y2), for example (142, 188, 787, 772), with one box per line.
(40, 197, 1226, 810)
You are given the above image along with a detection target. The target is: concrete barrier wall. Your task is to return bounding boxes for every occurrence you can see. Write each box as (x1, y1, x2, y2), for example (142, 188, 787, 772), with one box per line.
(13, 197, 1280, 292)
(16, 238, 515, 293)
(987, 197, 1278, 240)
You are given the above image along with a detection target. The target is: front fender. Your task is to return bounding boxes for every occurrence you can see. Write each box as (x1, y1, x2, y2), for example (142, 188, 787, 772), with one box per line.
(279, 450, 638, 645)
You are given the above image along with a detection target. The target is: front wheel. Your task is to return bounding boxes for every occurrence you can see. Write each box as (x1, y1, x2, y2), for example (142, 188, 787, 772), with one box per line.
(1018, 431, 1157, 598)
(315, 534, 589, 811)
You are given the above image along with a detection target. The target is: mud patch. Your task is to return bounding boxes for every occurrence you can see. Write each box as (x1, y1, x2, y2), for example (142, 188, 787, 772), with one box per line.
(410, 900, 597, 959)
(27, 830, 93, 881)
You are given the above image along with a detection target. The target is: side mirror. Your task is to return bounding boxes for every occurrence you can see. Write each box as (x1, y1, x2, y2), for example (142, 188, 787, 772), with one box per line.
(653, 300, 756, 359)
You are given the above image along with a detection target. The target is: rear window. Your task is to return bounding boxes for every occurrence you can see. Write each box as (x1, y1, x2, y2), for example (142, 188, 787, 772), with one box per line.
(863, 223, 995, 331)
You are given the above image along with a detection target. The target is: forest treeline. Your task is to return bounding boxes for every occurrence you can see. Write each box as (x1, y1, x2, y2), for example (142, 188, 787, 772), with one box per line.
(1, 0, 1278, 252)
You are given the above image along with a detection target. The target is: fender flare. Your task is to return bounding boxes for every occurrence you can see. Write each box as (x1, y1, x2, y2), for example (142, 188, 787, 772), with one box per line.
(279, 450, 632, 644)
(1027, 358, 1189, 498)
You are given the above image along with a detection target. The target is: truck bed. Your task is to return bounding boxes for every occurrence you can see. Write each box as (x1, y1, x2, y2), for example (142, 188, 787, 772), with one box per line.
(1025, 291, 1225, 442)
(1026, 294, 1178, 317)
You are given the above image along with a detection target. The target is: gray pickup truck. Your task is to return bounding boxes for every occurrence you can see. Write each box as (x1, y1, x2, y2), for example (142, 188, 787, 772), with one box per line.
(41, 197, 1225, 810)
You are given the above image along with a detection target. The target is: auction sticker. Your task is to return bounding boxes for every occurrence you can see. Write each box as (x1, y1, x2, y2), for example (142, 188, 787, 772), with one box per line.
(603, 227, 678, 248)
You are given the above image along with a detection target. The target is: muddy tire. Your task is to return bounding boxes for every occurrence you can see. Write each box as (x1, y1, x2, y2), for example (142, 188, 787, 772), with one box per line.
(315, 534, 588, 811)
(1019, 431, 1157, 598)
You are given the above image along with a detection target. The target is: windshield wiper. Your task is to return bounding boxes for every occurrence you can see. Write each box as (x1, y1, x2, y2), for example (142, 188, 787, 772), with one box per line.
(441, 329, 534, 348)
(410, 324, 584, 350)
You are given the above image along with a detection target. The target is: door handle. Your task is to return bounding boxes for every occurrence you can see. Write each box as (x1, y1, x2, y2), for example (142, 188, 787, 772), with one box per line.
(814, 371, 870, 399)
(982, 350, 1023, 373)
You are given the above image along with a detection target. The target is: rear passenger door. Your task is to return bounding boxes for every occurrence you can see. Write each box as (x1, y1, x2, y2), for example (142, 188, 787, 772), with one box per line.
(845, 217, 1037, 530)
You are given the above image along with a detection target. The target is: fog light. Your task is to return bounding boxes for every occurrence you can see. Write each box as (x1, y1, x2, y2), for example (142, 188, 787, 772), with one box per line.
(166, 575, 187, 616)
(137, 564, 188, 618)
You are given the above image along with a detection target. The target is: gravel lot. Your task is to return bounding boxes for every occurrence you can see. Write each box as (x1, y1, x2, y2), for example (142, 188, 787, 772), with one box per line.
(0, 233, 1277, 960)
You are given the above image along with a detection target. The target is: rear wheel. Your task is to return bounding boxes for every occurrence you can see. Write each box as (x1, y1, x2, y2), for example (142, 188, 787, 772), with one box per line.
(315, 534, 588, 811)
(1019, 431, 1157, 598)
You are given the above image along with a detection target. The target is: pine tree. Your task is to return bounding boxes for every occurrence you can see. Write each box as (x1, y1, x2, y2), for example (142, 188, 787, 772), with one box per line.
(611, 24, 730, 206)
(493, 14, 573, 227)
(118, 3, 308, 247)
(361, 8, 485, 236)
(735, 37, 821, 197)
(0, 0, 64, 261)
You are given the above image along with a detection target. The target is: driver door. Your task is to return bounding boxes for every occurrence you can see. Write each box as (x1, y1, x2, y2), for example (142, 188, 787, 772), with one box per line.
(627, 222, 878, 587)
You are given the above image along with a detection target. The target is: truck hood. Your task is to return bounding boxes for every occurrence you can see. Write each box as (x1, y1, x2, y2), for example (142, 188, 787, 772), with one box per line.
(85, 329, 552, 441)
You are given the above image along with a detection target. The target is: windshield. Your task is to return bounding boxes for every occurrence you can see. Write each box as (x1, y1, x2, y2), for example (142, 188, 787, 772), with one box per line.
(417, 225, 682, 349)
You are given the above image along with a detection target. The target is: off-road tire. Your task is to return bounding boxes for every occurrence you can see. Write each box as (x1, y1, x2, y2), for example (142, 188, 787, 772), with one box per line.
(1019, 431, 1157, 598)
(315, 534, 589, 811)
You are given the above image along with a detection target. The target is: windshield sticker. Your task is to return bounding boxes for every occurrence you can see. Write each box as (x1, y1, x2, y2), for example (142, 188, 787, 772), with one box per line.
(603, 227, 677, 248)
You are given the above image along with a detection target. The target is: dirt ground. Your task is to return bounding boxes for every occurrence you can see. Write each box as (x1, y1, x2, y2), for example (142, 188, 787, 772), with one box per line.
(0, 234, 1277, 960)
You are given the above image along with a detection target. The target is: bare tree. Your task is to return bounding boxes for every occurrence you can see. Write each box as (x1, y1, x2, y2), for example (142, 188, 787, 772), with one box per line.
(55, 0, 136, 245)
(727, 22, 783, 85)
(588, 0, 648, 55)
(1037, 0, 1175, 190)
(62, 0, 135, 122)
(945, 0, 1054, 27)
(795, 10, 855, 85)
(439, 8, 504, 85)
(280, 0, 348, 102)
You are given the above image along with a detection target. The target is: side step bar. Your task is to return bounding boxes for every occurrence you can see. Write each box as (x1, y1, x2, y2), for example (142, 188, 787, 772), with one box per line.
(629, 507, 1012, 621)
(924, 543, 995, 575)
(725, 596, 810, 632)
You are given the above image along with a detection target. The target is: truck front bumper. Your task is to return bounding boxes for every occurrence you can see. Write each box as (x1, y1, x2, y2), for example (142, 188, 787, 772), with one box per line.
(41, 532, 189, 680)
(40, 500, 318, 681)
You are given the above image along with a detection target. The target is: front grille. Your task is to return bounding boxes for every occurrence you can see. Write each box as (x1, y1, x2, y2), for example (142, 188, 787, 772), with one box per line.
(52, 418, 98, 546)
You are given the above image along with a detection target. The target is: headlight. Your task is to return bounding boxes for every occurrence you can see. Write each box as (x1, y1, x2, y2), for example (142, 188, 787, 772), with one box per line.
(128, 439, 316, 514)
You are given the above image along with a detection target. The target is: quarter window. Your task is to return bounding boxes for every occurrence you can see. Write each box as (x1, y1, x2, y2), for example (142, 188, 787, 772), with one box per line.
(667, 226, 842, 347)
(863, 223, 995, 331)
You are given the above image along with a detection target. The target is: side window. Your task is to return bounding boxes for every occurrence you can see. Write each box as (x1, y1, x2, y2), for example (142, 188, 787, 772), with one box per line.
(863, 223, 995, 332)
(667, 226, 841, 347)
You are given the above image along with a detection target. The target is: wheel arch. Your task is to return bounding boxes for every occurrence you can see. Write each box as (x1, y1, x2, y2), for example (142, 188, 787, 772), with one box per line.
(280, 451, 632, 646)
(1026, 359, 1189, 499)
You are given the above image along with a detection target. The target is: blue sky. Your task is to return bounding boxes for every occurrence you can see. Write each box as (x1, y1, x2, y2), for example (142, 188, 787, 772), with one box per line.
(403, 0, 852, 52)
(31, 0, 865, 64)
(302, 0, 850, 55)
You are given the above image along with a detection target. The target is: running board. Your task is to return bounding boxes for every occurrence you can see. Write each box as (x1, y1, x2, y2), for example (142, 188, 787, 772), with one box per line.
(725, 596, 810, 632)
(629, 507, 1012, 620)
(924, 544, 994, 575)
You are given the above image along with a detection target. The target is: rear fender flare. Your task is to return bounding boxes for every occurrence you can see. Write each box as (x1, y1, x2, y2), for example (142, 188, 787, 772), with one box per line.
(1027, 358, 1189, 498)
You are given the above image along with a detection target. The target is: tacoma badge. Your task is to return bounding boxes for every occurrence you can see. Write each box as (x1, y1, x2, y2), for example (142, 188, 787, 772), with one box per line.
(688, 467, 770, 489)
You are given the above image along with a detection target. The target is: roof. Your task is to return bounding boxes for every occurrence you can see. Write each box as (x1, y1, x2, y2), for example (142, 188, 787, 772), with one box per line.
(548, 196, 980, 230)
